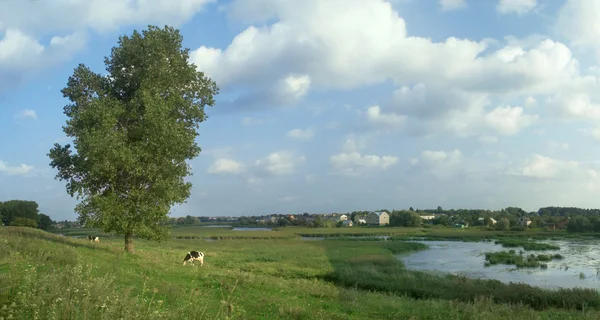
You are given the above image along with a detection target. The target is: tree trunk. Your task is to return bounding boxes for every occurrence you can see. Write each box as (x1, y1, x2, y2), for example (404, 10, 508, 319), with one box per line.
(124, 232, 135, 253)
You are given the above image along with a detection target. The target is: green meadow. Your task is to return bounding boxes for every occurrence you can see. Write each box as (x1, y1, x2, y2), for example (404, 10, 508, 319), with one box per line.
(2, 226, 600, 319)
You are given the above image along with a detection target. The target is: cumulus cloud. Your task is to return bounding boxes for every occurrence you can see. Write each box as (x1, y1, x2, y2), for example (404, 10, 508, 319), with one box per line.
(484, 105, 538, 135)
(0, 160, 34, 176)
(241, 117, 264, 126)
(0, 0, 215, 35)
(365, 105, 407, 129)
(416, 149, 463, 179)
(496, 0, 537, 15)
(439, 0, 467, 11)
(556, 0, 600, 48)
(14, 109, 37, 120)
(287, 127, 315, 140)
(341, 133, 371, 153)
(254, 151, 306, 176)
(0, 0, 214, 92)
(207, 150, 306, 184)
(207, 158, 244, 174)
(515, 155, 580, 179)
(546, 93, 600, 121)
(330, 152, 398, 176)
(192, 0, 581, 97)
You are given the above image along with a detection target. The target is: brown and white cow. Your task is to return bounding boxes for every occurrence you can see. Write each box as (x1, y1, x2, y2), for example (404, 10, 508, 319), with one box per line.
(182, 251, 204, 266)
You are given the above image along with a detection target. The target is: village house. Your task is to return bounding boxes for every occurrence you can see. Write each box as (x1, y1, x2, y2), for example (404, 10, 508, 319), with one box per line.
(419, 215, 436, 221)
(557, 219, 569, 229)
(366, 211, 390, 226)
(477, 217, 497, 225)
(341, 220, 353, 227)
(518, 216, 532, 227)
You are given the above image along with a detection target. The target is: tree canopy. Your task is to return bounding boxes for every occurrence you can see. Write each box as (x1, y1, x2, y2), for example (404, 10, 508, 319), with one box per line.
(0, 200, 54, 229)
(47, 25, 219, 253)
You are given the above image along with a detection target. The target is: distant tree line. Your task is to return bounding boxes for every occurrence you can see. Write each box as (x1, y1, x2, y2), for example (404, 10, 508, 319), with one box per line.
(537, 206, 600, 216)
(0, 200, 54, 230)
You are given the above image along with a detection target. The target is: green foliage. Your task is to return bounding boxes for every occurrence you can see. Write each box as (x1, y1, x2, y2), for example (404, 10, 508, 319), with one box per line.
(484, 251, 563, 269)
(6, 227, 600, 318)
(565, 216, 600, 233)
(495, 239, 560, 251)
(328, 250, 600, 312)
(389, 210, 422, 227)
(496, 218, 510, 231)
(38, 214, 54, 230)
(0, 200, 40, 226)
(9, 217, 38, 228)
(47, 25, 218, 252)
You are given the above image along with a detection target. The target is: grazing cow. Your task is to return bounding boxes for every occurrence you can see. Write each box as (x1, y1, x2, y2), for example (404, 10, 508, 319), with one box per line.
(87, 236, 100, 243)
(182, 251, 204, 266)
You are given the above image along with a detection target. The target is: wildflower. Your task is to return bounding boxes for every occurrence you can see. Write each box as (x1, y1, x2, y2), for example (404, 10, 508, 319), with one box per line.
(153, 288, 158, 293)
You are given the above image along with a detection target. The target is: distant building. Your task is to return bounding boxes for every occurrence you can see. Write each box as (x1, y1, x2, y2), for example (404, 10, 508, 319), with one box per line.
(366, 211, 390, 226)
(518, 217, 532, 227)
(420, 215, 436, 221)
(356, 219, 367, 225)
(341, 220, 353, 227)
(477, 217, 497, 225)
(557, 219, 570, 229)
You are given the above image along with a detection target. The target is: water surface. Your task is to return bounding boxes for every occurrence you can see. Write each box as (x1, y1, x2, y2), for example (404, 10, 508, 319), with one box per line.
(400, 240, 600, 290)
(232, 227, 272, 231)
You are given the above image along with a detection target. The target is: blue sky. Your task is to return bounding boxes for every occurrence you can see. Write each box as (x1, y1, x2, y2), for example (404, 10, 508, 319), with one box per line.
(3, 0, 600, 221)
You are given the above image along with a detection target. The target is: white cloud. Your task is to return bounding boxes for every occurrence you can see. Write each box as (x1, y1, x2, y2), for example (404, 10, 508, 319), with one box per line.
(497, 0, 537, 15)
(274, 74, 311, 103)
(580, 126, 600, 141)
(330, 152, 398, 176)
(241, 117, 264, 126)
(287, 127, 315, 140)
(254, 150, 305, 176)
(556, 0, 600, 48)
(546, 93, 600, 121)
(366, 105, 407, 128)
(0, 0, 215, 92)
(207, 158, 244, 174)
(0, 160, 34, 176)
(192, 0, 581, 98)
(484, 105, 538, 135)
(439, 0, 467, 11)
(206, 150, 306, 186)
(417, 149, 463, 179)
(341, 134, 370, 153)
(516, 155, 579, 179)
(14, 109, 37, 120)
(548, 141, 570, 151)
(0, 0, 215, 35)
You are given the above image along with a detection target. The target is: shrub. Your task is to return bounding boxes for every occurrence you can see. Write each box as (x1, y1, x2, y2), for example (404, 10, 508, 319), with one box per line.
(10, 218, 38, 228)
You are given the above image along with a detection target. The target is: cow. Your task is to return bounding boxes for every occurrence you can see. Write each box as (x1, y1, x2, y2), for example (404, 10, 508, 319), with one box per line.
(182, 251, 204, 266)
(87, 236, 100, 243)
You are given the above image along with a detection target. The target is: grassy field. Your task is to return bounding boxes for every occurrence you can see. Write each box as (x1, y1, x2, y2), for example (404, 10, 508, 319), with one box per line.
(3, 226, 600, 319)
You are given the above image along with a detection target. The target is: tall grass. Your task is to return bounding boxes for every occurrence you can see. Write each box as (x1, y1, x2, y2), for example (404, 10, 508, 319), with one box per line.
(4, 227, 600, 319)
(494, 239, 560, 251)
(325, 255, 600, 311)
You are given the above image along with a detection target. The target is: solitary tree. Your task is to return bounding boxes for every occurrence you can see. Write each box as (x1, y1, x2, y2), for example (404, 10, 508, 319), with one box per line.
(48, 25, 219, 253)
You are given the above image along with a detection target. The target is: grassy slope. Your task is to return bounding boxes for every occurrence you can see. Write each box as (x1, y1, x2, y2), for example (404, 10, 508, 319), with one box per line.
(2, 227, 598, 319)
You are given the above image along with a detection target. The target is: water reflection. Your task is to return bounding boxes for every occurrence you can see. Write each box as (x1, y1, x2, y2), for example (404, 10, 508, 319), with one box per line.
(400, 240, 600, 290)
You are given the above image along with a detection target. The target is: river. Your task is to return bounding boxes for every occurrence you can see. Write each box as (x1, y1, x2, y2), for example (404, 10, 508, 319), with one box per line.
(400, 239, 600, 290)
